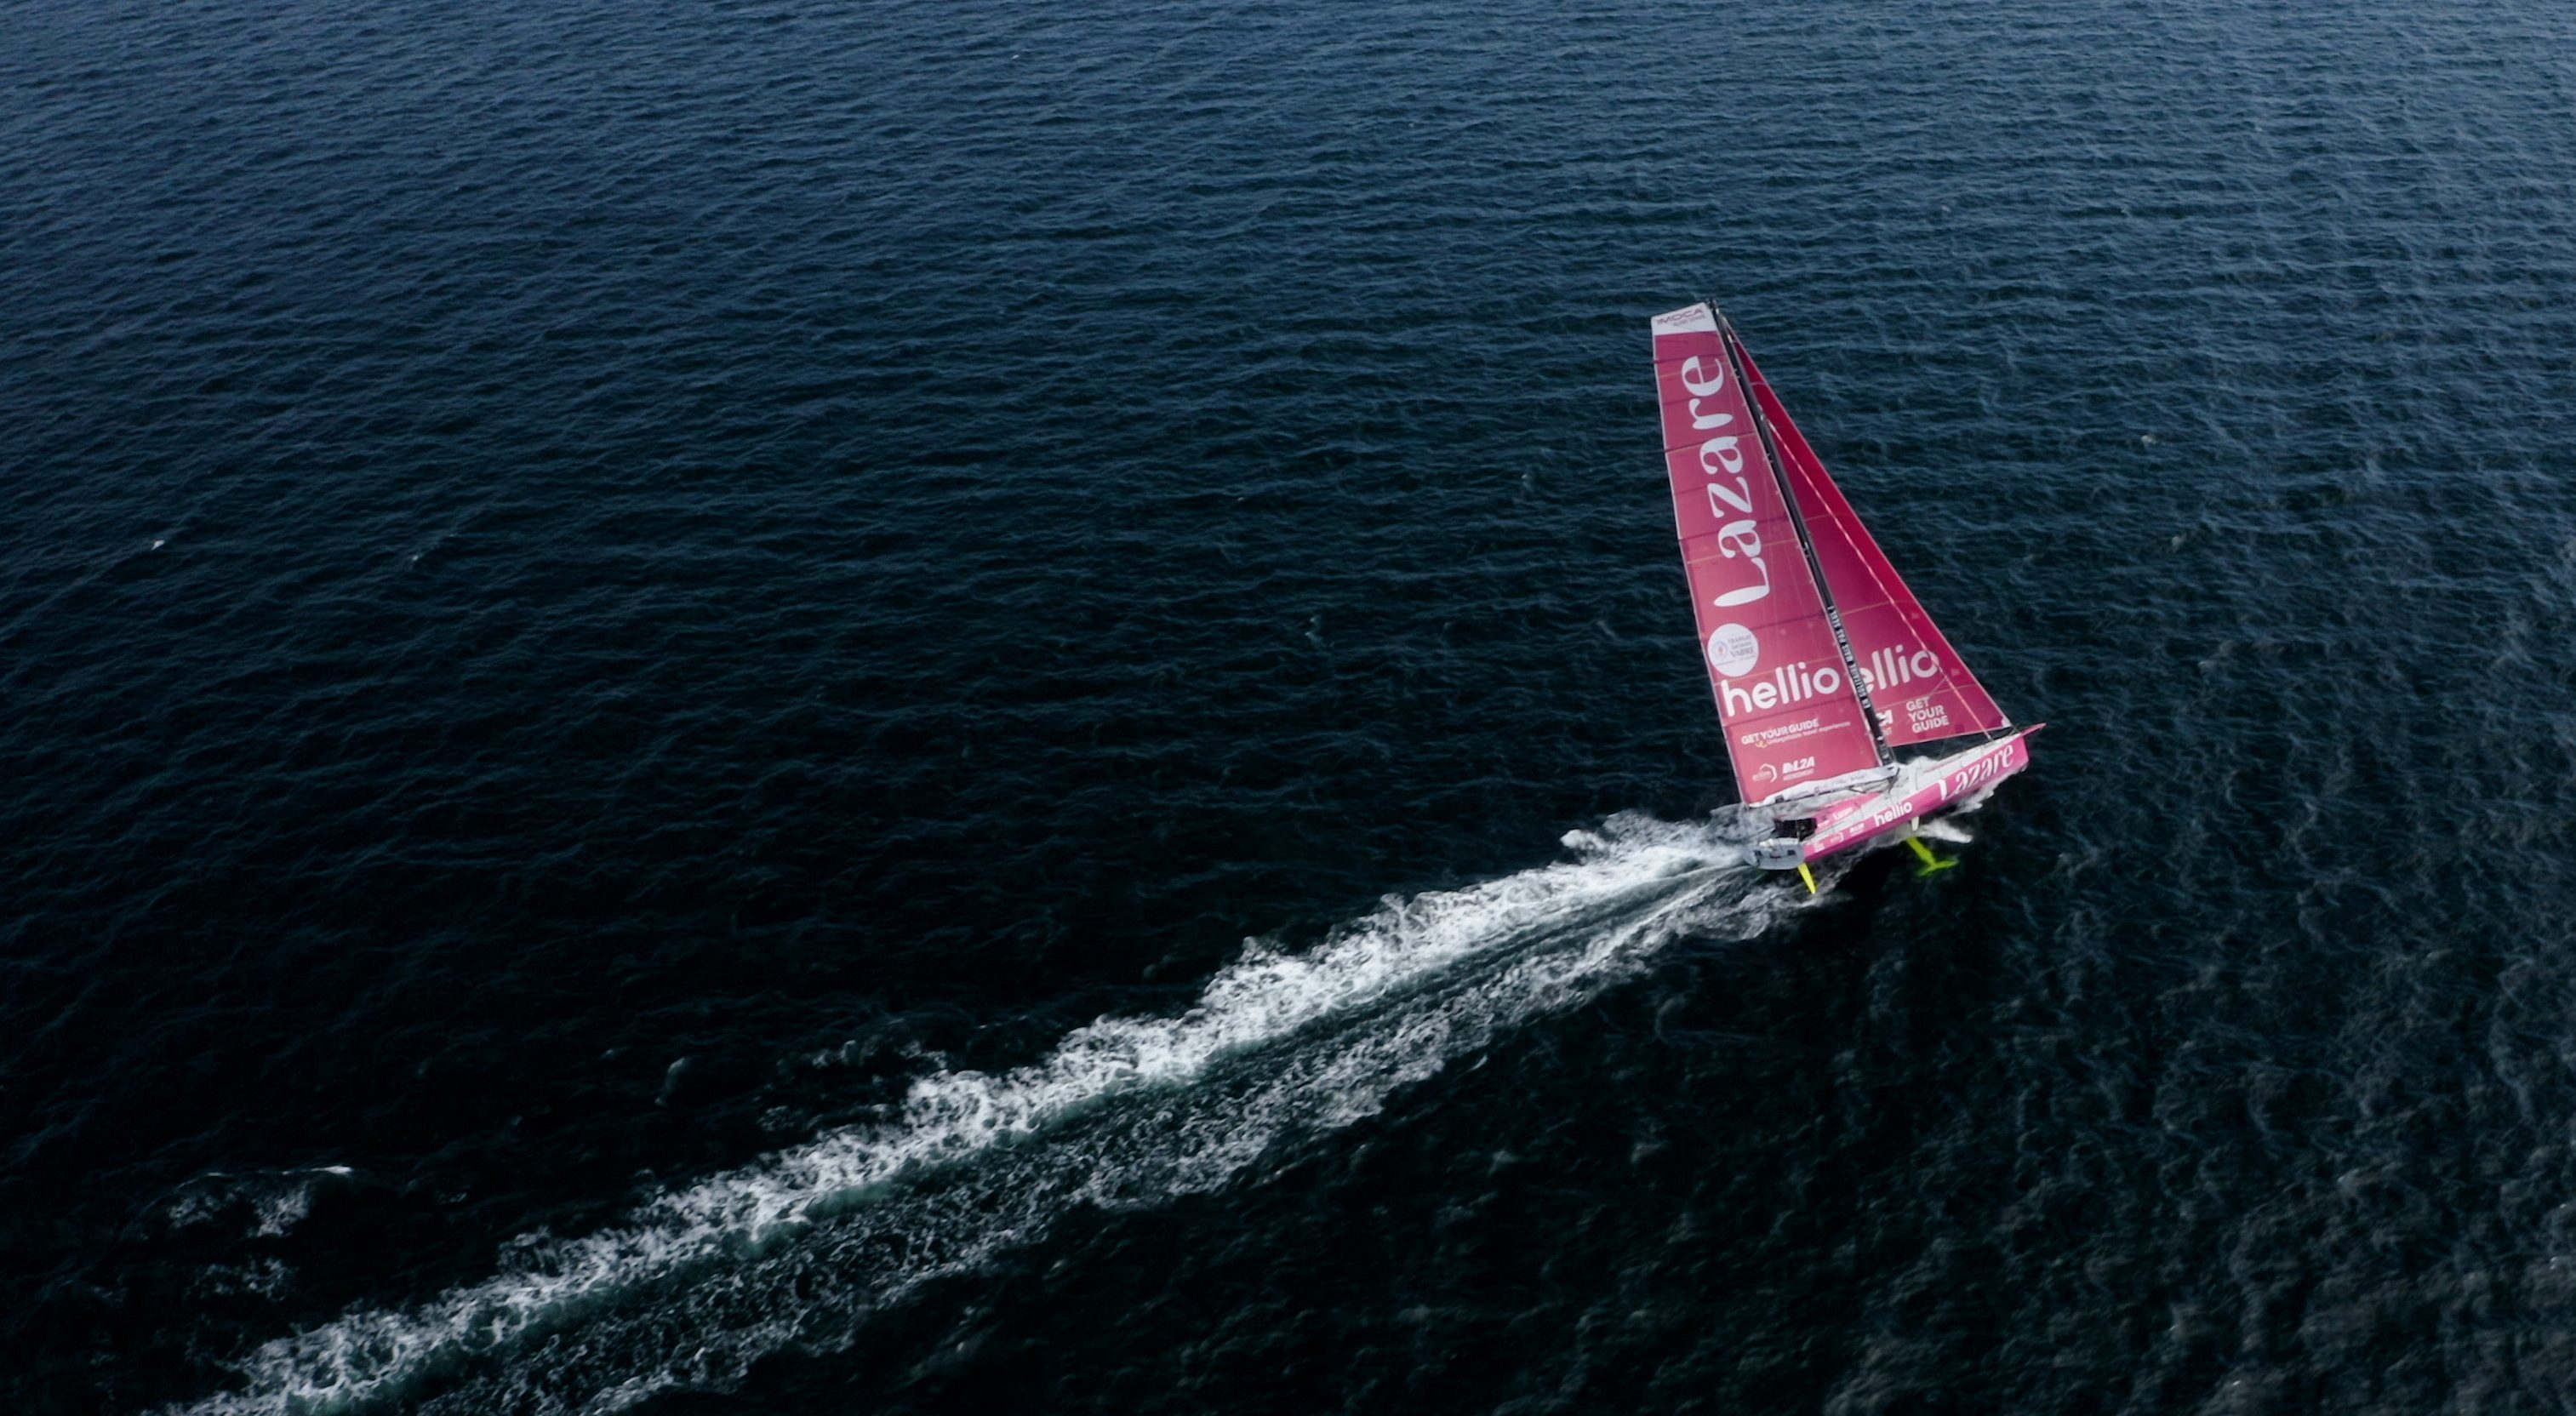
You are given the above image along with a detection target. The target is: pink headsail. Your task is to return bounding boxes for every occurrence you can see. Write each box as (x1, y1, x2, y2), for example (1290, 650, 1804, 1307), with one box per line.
(1735, 342, 2010, 749)
(1651, 304, 1882, 802)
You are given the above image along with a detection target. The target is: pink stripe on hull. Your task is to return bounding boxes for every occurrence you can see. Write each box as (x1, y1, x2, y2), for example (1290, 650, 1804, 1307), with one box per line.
(1802, 731, 2035, 863)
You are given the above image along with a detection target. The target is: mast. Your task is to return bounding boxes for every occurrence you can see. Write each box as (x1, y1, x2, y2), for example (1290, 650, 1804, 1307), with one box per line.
(1714, 311, 1891, 768)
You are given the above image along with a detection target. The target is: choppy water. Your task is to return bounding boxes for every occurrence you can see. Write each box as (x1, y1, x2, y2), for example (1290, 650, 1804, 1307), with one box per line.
(9, 1, 2576, 1411)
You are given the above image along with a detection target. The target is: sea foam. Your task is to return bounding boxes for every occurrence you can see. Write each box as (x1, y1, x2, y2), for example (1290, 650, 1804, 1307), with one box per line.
(181, 811, 1796, 1415)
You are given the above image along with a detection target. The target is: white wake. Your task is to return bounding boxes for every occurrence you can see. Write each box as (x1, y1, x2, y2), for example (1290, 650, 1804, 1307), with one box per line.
(180, 811, 1802, 1415)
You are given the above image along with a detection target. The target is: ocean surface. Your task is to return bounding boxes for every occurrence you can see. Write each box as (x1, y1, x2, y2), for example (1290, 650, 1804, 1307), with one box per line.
(8, 1, 2576, 1411)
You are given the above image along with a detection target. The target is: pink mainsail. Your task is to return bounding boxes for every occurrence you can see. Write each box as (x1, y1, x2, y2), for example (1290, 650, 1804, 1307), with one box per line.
(1650, 304, 1882, 802)
(1735, 340, 2011, 749)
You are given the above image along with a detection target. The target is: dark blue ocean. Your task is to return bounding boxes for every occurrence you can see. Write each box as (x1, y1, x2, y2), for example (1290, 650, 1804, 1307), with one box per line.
(10, 1, 2576, 1411)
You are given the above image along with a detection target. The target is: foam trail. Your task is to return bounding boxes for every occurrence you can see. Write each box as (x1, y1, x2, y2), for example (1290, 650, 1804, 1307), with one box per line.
(179, 811, 1790, 1416)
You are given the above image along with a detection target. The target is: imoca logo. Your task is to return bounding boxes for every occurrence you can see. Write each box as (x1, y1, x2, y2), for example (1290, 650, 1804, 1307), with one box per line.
(1705, 622, 1760, 677)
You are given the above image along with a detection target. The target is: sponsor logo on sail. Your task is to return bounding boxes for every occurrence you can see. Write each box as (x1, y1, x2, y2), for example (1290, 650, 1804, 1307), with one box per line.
(1674, 349, 1770, 610)
(1651, 305, 1718, 336)
(1856, 646, 1945, 694)
(1854, 645, 1955, 735)
(1705, 622, 1759, 677)
(1718, 660, 1843, 719)
(1741, 717, 1822, 748)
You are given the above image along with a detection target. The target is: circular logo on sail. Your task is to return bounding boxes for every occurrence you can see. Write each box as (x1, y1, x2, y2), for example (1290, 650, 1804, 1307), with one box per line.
(1705, 622, 1759, 677)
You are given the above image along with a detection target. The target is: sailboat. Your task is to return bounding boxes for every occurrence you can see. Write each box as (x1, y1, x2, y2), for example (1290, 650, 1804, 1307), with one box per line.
(1649, 301, 2038, 892)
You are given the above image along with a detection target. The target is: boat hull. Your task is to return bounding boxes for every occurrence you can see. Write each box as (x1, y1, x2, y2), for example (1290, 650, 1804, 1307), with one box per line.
(1739, 728, 2039, 871)
(1803, 728, 2036, 864)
